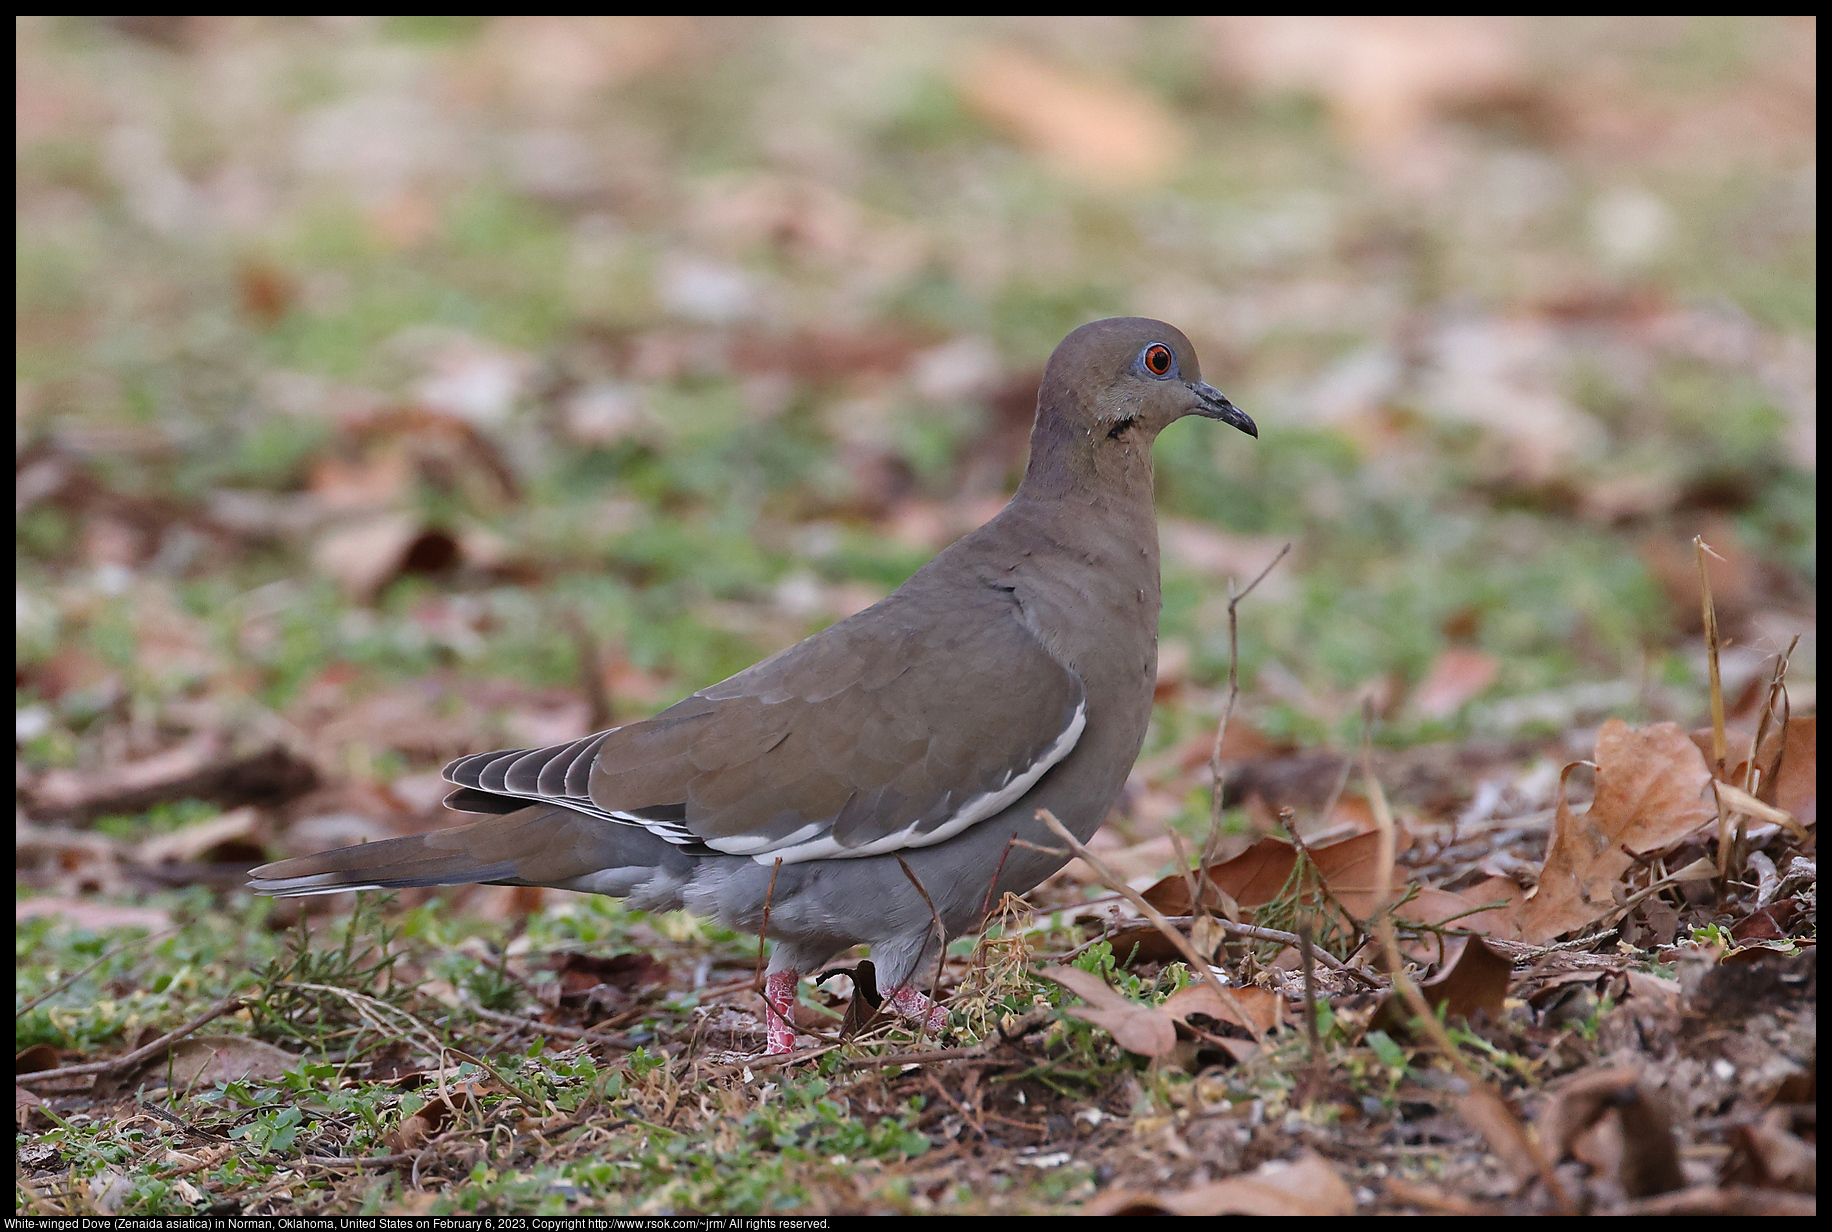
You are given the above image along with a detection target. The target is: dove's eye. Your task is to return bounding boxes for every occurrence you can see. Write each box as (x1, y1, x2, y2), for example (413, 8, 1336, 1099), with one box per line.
(1141, 344, 1174, 377)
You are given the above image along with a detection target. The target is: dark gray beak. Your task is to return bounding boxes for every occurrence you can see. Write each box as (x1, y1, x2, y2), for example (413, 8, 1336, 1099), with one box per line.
(1189, 382, 1257, 438)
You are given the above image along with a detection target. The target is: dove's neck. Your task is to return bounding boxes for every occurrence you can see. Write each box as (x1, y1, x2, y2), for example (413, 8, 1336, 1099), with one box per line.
(1014, 403, 1161, 532)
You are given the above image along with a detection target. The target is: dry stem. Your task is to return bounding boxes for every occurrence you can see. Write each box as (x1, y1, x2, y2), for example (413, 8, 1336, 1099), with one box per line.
(1199, 543, 1291, 912)
(1039, 808, 1265, 1046)
(1359, 706, 1573, 1214)
(18, 995, 246, 1084)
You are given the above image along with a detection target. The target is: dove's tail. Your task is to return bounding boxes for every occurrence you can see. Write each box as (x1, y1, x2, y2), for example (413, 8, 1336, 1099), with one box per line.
(246, 803, 694, 902)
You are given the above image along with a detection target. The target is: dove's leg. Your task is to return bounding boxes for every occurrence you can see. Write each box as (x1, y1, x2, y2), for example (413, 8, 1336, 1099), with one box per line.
(885, 984, 949, 1034)
(763, 969, 800, 1055)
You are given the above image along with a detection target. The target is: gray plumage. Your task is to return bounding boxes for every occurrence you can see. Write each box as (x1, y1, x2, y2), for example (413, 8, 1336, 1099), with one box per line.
(249, 316, 1255, 1010)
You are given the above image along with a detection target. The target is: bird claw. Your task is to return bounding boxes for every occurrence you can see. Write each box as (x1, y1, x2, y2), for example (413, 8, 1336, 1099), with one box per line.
(885, 984, 949, 1034)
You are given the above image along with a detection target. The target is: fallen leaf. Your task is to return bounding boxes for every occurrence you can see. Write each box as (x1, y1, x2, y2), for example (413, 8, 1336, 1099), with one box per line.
(14, 897, 172, 932)
(1624, 970, 1681, 1003)
(1084, 1150, 1354, 1216)
(1540, 1067, 1685, 1198)
(16, 1084, 45, 1129)
(15, 1045, 60, 1075)
(1302, 829, 1412, 920)
(132, 807, 261, 865)
(94, 1035, 298, 1099)
(1765, 716, 1815, 827)
(1141, 836, 1296, 917)
(1410, 648, 1501, 720)
(310, 512, 440, 601)
(1445, 876, 1528, 940)
(29, 732, 225, 811)
(1100, 925, 1185, 966)
(1160, 982, 1284, 1036)
(955, 46, 1187, 189)
(1205, 16, 1523, 159)
(1158, 520, 1295, 593)
(1414, 936, 1511, 1023)
(27, 740, 318, 826)
(1724, 1107, 1816, 1193)
(385, 1078, 491, 1152)
(546, 951, 671, 1006)
(1518, 721, 1716, 945)
(1037, 965, 1176, 1058)
(1454, 1087, 1543, 1187)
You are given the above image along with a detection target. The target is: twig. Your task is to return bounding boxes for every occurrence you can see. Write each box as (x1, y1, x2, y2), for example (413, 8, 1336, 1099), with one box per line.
(1743, 637, 1793, 797)
(561, 607, 614, 732)
(1039, 809, 1264, 1046)
(17, 995, 246, 1083)
(17, 925, 181, 1018)
(1283, 809, 1365, 948)
(1200, 543, 1292, 912)
(1694, 537, 1728, 776)
(1298, 922, 1322, 1059)
(924, 1070, 987, 1139)
(1358, 705, 1573, 1214)
(1010, 839, 1067, 858)
(299, 1153, 416, 1170)
(696, 1042, 842, 1081)
(464, 1003, 632, 1049)
(895, 854, 949, 1049)
(1311, 757, 1356, 840)
(1066, 913, 1369, 978)
(753, 857, 793, 1040)
(841, 1043, 994, 1069)
(1694, 537, 1734, 887)
(979, 834, 1019, 924)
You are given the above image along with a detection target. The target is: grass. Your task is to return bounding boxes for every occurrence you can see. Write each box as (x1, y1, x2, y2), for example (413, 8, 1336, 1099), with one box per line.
(16, 14, 1815, 1217)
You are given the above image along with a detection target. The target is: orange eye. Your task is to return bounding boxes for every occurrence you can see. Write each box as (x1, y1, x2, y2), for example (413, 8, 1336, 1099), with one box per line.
(1143, 344, 1173, 376)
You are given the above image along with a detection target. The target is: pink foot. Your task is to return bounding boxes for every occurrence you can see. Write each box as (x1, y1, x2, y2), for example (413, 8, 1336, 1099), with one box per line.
(763, 970, 800, 1055)
(885, 984, 949, 1034)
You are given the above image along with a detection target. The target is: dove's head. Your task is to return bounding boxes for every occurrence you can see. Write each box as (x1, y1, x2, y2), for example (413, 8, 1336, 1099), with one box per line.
(1022, 316, 1255, 498)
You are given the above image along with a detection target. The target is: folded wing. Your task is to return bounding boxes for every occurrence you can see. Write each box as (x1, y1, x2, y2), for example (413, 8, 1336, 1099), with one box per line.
(443, 587, 1085, 864)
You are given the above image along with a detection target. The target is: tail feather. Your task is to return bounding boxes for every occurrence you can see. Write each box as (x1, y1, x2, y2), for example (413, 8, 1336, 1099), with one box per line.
(247, 803, 684, 899)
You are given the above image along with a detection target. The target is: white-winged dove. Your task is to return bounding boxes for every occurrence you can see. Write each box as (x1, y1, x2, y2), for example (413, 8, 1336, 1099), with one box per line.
(250, 317, 1256, 1053)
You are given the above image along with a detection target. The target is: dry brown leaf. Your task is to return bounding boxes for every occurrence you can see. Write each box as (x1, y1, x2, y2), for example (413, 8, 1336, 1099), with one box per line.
(1415, 936, 1511, 1024)
(1085, 1150, 1355, 1216)
(132, 807, 260, 866)
(955, 47, 1187, 189)
(1158, 521, 1296, 594)
(1100, 925, 1185, 966)
(15, 1045, 60, 1075)
(1451, 876, 1529, 940)
(14, 897, 172, 932)
(385, 1078, 491, 1152)
(1767, 716, 1816, 827)
(1142, 836, 1296, 917)
(94, 1035, 298, 1099)
(1410, 648, 1501, 720)
(310, 512, 432, 601)
(29, 732, 225, 812)
(1037, 965, 1176, 1058)
(1160, 982, 1284, 1037)
(28, 741, 318, 827)
(1724, 1108, 1816, 1194)
(1540, 1068, 1685, 1199)
(1518, 721, 1715, 945)
(1205, 16, 1523, 158)
(1304, 829, 1412, 920)
(1454, 1087, 1542, 1187)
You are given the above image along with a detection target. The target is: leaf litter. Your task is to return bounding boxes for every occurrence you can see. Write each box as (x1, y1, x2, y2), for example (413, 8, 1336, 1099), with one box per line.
(16, 15, 1816, 1218)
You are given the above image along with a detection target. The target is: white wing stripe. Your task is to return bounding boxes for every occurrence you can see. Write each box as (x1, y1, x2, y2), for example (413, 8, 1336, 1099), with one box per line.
(738, 700, 1086, 865)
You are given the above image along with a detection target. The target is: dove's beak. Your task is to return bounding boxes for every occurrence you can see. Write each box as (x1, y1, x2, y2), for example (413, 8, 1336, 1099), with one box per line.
(1189, 382, 1256, 437)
